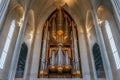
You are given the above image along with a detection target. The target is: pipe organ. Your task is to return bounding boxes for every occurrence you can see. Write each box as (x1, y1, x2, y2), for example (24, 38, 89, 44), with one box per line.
(39, 6, 82, 78)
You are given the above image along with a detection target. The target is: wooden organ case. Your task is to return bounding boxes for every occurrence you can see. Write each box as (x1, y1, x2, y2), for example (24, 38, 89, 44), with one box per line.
(38, 6, 82, 78)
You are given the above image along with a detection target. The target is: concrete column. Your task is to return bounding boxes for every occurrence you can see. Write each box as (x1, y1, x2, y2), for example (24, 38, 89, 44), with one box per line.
(29, 23, 45, 79)
(78, 31, 91, 80)
(92, 10, 113, 80)
(88, 40, 97, 80)
(87, 27, 98, 80)
(23, 30, 35, 80)
(7, 12, 28, 80)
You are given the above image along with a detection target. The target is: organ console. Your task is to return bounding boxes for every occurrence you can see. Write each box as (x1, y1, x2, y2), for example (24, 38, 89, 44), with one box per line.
(39, 6, 82, 78)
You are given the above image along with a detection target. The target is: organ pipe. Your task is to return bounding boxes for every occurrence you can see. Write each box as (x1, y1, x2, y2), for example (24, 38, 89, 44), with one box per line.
(64, 50, 71, 71)
(50, 50, 56, 72)
(52, 17, 57, 40)
(65, 50, 70, 65)
(39, 22, 48, 75)
(57, 6, 64, 36)
(57, 45, 64, 73)
(64, 16, 69, 40)
(72, 22, 80, 75)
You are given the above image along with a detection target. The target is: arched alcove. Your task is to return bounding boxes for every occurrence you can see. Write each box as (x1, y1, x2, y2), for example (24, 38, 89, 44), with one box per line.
(97, 5, 120, 80)
(0, 5, 24, 70)
(0, 5, 25, 80)
(14, 9, 35, 79)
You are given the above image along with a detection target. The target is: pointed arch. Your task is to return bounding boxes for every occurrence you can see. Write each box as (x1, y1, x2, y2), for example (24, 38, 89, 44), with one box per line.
(86, 10, 94, 32)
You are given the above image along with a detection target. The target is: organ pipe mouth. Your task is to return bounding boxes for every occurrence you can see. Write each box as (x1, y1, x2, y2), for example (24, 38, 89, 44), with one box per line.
(72, 70, 81, 77)
(64, 65, 71, 72)
(58, 66, 63, 73)
(39, 70, 48, 76)
(49, 65, 56, 72)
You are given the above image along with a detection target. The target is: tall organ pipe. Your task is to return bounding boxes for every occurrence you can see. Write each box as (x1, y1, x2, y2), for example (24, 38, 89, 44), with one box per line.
(57, 45, 63, 73)
(52, 17, 57, 40)
(65, 50, 70, 65)
(64, 16, 69, 40)
(64, 50, 71, 71)
(50, 50, 56, 71)
(40, 22, 48, 75)
(57, 7, 64, 36)
(72, 22, 80, 75)
(57, 7, 63, 27)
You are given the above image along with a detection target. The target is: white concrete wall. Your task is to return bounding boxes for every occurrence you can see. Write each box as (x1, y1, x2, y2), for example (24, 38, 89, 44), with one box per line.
(78, 31, 91, 80)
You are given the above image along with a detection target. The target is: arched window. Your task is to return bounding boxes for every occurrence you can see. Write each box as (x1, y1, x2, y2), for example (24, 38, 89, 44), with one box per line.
(15, 43, 28, 78)
(105, 20, 120, 69)
(93, 43, 106, 78)
(0, 20, 16, 69)
(111, 0, 120, 23)
(0, 0, 10, 30)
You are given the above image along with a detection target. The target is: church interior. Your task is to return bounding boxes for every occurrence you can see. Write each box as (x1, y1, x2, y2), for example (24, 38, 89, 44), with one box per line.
(0, 0, 120, 80)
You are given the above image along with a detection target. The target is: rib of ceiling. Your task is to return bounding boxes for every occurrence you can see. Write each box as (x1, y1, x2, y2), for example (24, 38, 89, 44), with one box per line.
(30, 0, 91, 31)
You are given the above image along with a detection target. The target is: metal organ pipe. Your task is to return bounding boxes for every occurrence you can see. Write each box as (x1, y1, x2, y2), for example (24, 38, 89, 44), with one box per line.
(57, 6, 64, 36)
(52, 17, 57, 40)
(64, 50, 71, 71)
(39, 22, 48, 76)
(57, 7, 63, 27)
(64, 16, 69, 40)
(65, 50, 70, 66)
(57, 45, 63, 73)
(50, 50, 56, 71)
(72, 22, 80, 75)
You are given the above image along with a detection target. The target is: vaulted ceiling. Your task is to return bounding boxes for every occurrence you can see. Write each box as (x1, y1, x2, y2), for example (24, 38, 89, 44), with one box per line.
(9, 0, 113, 31)
(30, 0, 91, 27)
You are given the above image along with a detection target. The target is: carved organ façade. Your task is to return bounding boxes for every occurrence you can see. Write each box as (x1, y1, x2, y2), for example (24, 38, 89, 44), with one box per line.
(38, 6, 82, 78)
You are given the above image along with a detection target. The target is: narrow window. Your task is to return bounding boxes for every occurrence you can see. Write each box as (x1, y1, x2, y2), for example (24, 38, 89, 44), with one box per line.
(105, 20, 120, 69)
(93, 43, 106, 78)
(0, 20, 15, 69)
(15, 43, 28, 78)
